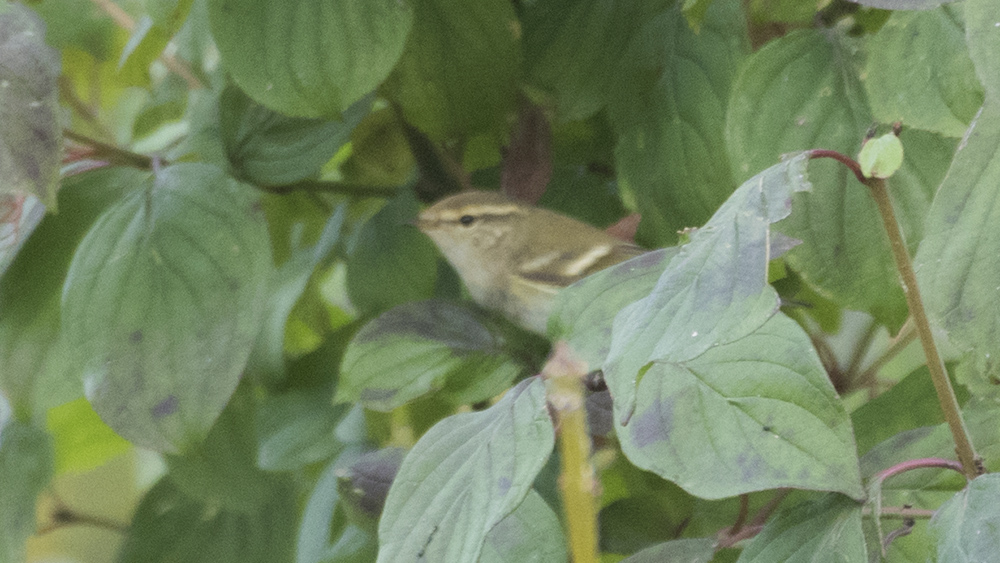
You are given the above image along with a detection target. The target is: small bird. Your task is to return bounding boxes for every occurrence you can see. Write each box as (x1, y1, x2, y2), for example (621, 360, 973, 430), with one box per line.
(414, 190, 645, 334)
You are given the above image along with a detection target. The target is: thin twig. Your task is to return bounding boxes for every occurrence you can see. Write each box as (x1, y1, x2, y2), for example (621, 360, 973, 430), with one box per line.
(858, 317, 917, 399)
(63, 129, 156, 169)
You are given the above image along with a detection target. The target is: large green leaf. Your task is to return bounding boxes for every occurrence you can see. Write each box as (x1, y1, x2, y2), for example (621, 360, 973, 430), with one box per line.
(609, 0, 748, 246)
(220, 85, 372, 186)
(522, 0, 668, 122)
(1, 168, 145, 413)
(602, 154, 863, 499)
(736, 494, 866, 563)
(0, 417, 53, 563)
(863, 7, 983, 138)
(931, 474, 1000, 562)
(550, 248, 679, 369)
(726, 29, 908, 329)
(616, 314, 863, 500)
(382, 0, 519, 141)
(208, 0, 412, 118)
(337, 300, 523, 411)
(377, 377, 554, 563)
(61, 163, 272, 453)
(477, 490, 567, 563)
(915, 100, 1000, 393)
(605, 153, 812, 416)
(0, 4, 62, 210)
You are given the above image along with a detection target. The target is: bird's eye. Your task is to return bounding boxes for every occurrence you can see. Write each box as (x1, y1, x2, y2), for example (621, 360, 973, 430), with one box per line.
(459, 215, 475, 226)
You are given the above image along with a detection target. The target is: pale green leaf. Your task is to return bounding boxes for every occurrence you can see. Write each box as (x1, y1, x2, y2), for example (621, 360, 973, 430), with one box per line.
(915, 100, 1000, 393)
(620, 538, 716, 563)
(736, 494, 866, 563)
(61, 163, 272, 453)
(377, 377, 554, 563)
(605, 153, 812, 418)
(615, 314, 863, 500)
(297, 450, 378, 563)
(477, 490, 567, 563)
(931, 474, 1000, 562)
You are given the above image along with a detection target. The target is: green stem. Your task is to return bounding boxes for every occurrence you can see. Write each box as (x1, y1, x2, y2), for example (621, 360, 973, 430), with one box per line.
(866, 177, 979, 479)
(543, 343, 599, 563)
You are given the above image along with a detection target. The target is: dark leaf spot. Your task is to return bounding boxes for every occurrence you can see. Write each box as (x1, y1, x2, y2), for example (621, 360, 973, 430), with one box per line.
(152, 395, 178, 418)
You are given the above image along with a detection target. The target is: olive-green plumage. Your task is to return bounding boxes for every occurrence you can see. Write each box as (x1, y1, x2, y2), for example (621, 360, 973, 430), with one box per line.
(415, 190, 644, 333)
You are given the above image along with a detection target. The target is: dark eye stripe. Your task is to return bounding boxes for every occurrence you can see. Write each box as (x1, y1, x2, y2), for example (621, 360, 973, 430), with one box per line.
(459, 215, 475, 225)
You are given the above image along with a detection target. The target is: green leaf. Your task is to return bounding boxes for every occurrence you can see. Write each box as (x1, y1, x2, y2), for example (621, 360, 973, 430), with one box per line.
(166, 387, 288, 513)
(383, 0, 520, 140)
(915, 100, 1000, 393)
(616, 314, 864, 500)
(0, 4, 62, 210)
(118, 476, 296, 563)
(736, 494, 866, 563)
(965, 0, 1000, 98)
(931, 474, 1000, 562)
(297, 450, 379, 563)
(605, 153, 812, 418)
(29, 0, 115, 60)
(377, 377, 555, 563)
(620, 538, 716, 563)
(248, 205, 344, 381)
(220, 85, 372, 186)
(863, 7, 983, 138)
(609, 0, 748, 246)
(726, 29, 908, 330)
(61, 163, 272, 453)
(1, 167, 145, 413)
(850, 366, 948, 457)
(0, 418, 53, 563)
(208, 0, 412, 118)
(522, 0, 668, 122)
(477, 490, 567, 563)
(337, 300, 523, 411)
(256, 390, 348, 471)
(46, 396, 131, 474)
(858, 133, 904, 179)
(345, 191, 438, 315)
(550, 248, 679, 369)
